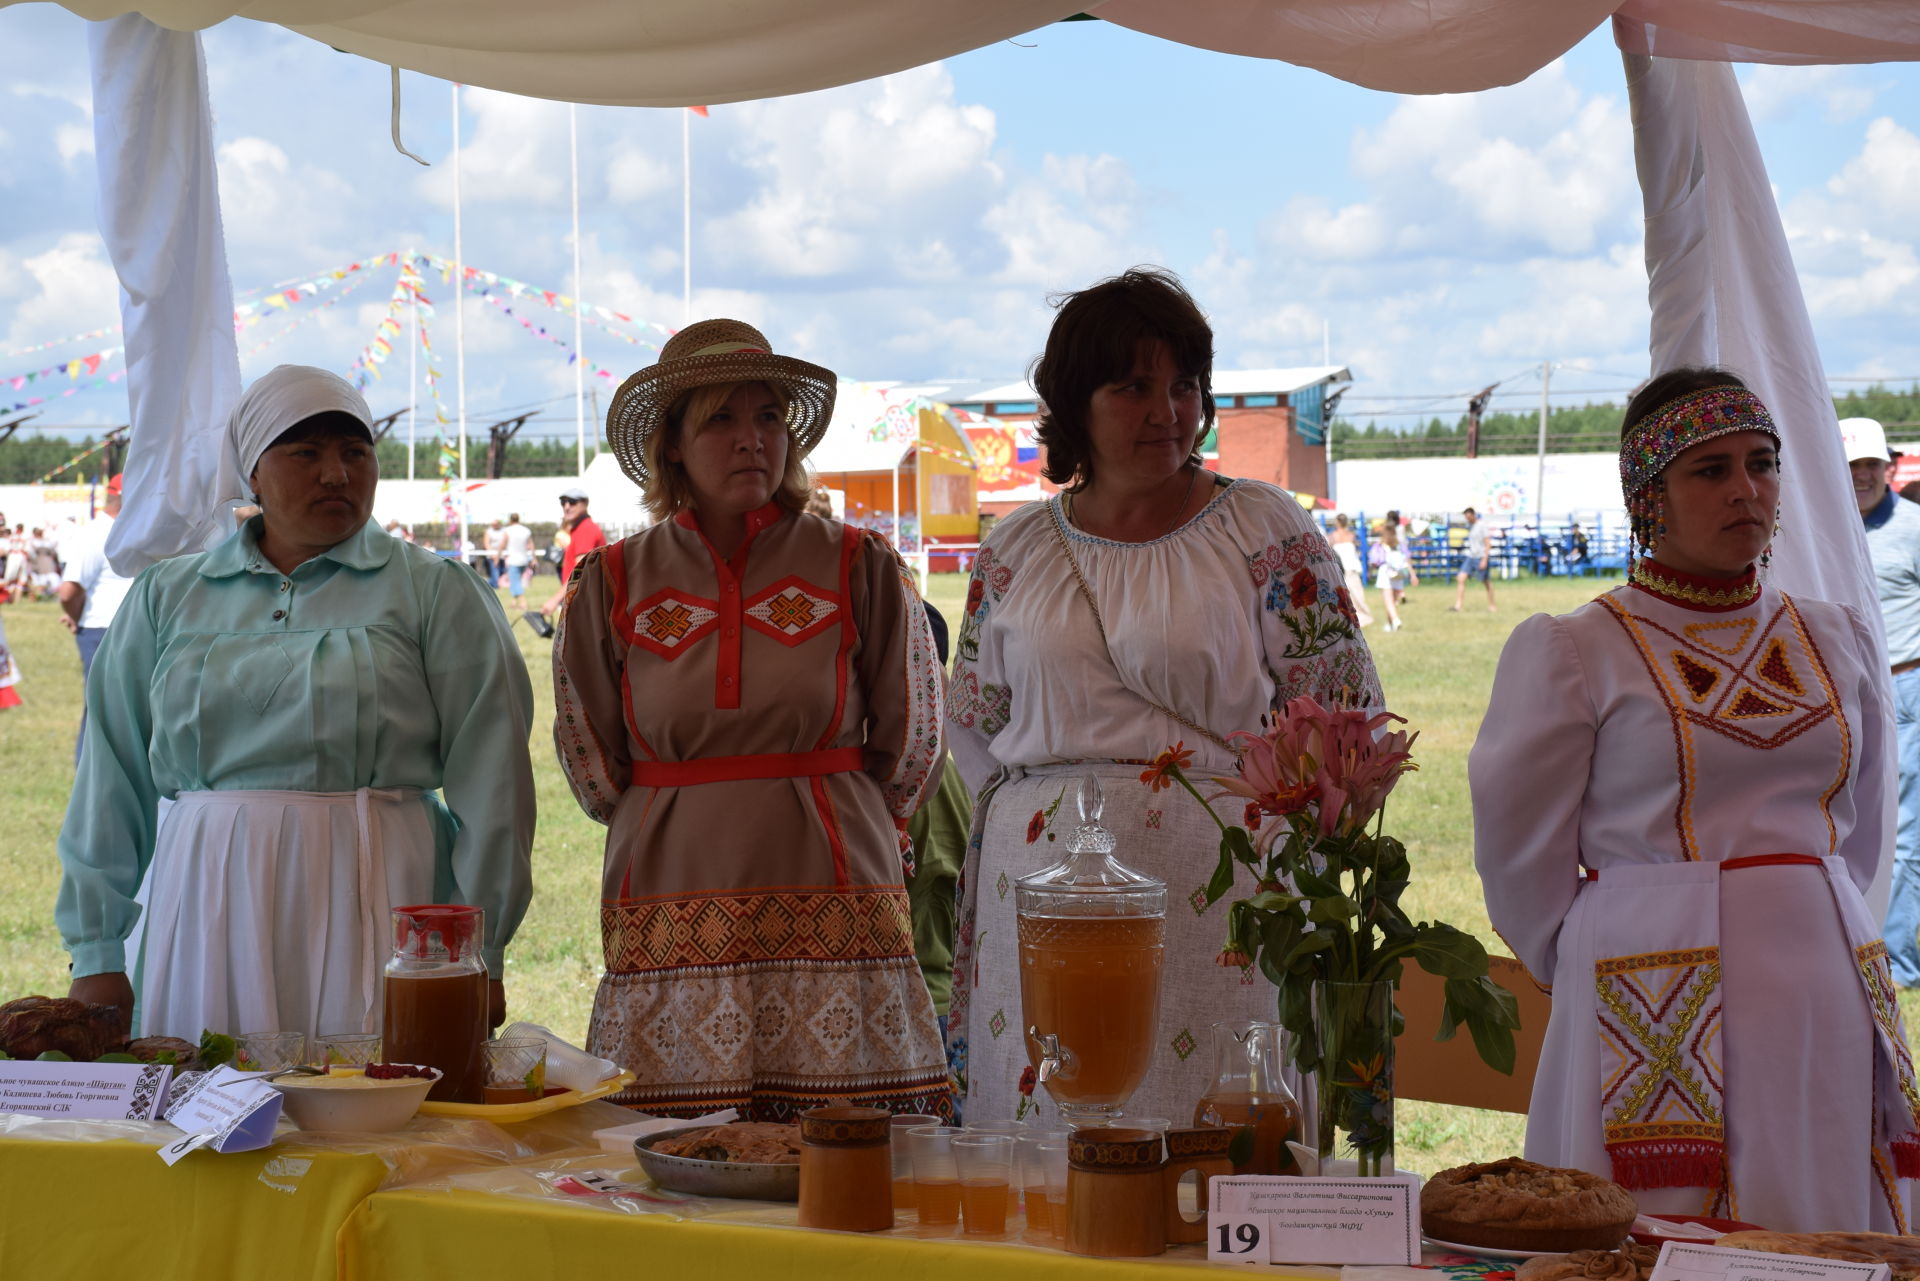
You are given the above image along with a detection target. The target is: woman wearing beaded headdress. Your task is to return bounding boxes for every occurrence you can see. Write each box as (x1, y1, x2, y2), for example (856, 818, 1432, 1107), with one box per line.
(1469, 367, 1917, 1229)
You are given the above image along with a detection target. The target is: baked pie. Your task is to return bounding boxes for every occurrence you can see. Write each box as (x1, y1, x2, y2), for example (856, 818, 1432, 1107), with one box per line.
(1715, 1232, 1920, 1281)
(651, 1121, 802, 1164)
(1422, 1158, 1638, 1252)
(1517, 1244, 1660, 1281)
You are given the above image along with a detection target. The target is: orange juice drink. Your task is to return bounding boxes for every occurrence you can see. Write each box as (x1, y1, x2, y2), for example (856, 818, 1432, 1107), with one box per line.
(960, 1178, 1010, 1234)
(1017, 915, 1165, 1108)
(1194, 1090, 1302, 1175)
(891, 1177, 916, 1211)
(915, 1177, 961, 1225)
(1024, 1184, 1051, 1233)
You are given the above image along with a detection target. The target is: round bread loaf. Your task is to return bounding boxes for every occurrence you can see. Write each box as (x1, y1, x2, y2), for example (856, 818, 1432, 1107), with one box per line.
(1422, 1158, 1637, 1253)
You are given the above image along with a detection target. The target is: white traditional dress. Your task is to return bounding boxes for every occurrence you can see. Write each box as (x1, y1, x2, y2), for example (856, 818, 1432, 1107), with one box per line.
(553, 502, 951, 1121)
(1472, 562, 1920, 1230)
(948, 477, 1383, 1124)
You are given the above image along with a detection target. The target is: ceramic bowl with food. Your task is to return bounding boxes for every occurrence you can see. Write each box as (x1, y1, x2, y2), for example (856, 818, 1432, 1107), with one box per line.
(269, 1066, 441, 1132)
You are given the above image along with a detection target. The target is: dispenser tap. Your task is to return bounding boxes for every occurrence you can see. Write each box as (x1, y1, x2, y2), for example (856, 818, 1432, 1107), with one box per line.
(1030, 1027, 1065, 1084)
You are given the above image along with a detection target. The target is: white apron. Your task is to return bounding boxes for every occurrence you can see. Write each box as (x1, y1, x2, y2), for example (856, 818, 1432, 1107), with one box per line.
(1534, 855, 1918, 1230)
(137, 787, 435, 1043)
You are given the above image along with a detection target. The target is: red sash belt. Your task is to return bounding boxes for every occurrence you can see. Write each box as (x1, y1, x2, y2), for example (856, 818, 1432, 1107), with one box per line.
(1582, 852, 1821, 881)
(630, 745, 864, 788)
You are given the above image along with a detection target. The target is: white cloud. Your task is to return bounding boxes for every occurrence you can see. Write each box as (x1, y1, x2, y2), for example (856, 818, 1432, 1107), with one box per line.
(417, 88, 569, 210)
(1826, 117, 1920, 227)
(1743, 65, 1876, 124)
(4, 233, 120, 348)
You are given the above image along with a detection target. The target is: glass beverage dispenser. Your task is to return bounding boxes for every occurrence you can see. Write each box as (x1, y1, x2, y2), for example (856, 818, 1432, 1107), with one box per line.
(1016, 776, 1167, 1124)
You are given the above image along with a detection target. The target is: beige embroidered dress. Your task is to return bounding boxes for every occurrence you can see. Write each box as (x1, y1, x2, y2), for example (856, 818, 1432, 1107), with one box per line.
(554, 501, 950, 1120)
(1471, 563, 1919, 1230)
(947, 478, 1384, 1124)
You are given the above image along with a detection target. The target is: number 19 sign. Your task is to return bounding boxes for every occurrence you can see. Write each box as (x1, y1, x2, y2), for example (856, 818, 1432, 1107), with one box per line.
(1206, 1175, 1421, 1267)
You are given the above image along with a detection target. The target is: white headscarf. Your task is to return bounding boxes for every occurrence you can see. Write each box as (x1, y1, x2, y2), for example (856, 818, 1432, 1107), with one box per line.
(219, 364, 374, 507)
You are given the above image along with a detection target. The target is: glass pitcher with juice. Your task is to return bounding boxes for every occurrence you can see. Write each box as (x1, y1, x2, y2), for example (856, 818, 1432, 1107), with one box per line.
(383, 904, 488, 1102)
(1016, 775, 1166, 1125)
(1193, 1020, 1301, 1175)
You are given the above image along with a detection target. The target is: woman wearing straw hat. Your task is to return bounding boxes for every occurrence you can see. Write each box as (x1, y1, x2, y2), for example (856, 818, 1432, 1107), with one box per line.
(554, 319, 950, 1119)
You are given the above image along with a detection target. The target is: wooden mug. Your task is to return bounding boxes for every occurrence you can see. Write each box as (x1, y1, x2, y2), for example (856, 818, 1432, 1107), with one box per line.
(1064, 1127, 1166, 1258)
(1162, 1126, 1235, 1244)
(798, 1106, 894, 1232)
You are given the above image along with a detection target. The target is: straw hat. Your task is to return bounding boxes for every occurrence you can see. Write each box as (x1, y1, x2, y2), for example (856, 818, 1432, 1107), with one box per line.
(605, 319, 836, 485)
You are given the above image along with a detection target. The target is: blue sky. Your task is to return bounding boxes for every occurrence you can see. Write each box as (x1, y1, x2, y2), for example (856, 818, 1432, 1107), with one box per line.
(2, 3, 1918, 441)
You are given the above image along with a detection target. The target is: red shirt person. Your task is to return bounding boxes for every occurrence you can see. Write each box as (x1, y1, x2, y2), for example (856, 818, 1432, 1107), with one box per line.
(543, 487, 607, 616)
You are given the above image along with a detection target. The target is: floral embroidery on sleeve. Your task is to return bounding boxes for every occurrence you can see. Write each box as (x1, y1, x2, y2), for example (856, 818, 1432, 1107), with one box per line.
(949, 668, 1013, 737)
(1252, 531, 1383, 714)
(955, 546, 1012, 665)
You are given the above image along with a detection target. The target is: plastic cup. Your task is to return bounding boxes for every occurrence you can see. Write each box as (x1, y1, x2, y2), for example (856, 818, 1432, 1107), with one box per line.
(954, 1133, 1016, 1235)
(316, 1032, 381, 1068)
(481, 1036, 547, 1104)
(1018, 1129, 1067, 1238)
(889, 1113, 939, 1213)
(1037, 1139, 1071, 1244)
(234, 1031, 306, 1073)
(966, 1121, 1026, 1214)
(907, 1125, 965, 1226)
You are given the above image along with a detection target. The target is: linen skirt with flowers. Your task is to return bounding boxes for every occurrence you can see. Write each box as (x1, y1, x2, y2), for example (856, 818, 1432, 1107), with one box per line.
(949, 761, 1307, 1126)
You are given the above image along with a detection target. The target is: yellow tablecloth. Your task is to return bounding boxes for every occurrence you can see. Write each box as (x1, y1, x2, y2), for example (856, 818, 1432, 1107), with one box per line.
(0, 1132, 388, 1281)
(339, 1188, 1302, 1280)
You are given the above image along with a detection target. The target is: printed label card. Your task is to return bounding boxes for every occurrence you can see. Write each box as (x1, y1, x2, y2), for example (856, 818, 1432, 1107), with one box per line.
(0, 1060, 172, 1121)
(158, 1065, 284, 1166)
(1649, 1243, 1890, 1281)
(1208, 1174, 1420, 1266)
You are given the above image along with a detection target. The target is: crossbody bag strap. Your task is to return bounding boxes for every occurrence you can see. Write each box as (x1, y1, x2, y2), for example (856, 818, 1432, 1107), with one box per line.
(1046, 500, 1235, 754)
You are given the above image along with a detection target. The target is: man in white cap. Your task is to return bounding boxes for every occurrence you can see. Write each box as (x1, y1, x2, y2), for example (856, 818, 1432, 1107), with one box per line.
(1846, 415, 1920, 985)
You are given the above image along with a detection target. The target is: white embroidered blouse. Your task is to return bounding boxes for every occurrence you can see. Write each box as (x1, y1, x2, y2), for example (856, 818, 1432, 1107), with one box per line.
(948, 478, 1383, 786)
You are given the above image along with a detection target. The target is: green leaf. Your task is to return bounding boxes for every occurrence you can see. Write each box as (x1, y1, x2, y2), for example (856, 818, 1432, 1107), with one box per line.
(35, 1050, 72, 1062)
(95, 1052, 140, 1063)
(198, 1029, 237, 1070)
(1227, 1126, 1255, 1169)
(1408, 922, 1491, 979)
(1205, 844, 1237, 906)
(1286, 928, 1337, 966)
(1223, 826, 1259, 867)
(1308, 894, 1359, 925)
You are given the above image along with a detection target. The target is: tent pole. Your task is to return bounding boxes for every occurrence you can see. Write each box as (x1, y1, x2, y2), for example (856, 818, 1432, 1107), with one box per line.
(453, 82, 469, 554)
(891, 463, 900, 547)
(407, 254, 418, 484)
(571, 103, 586, 479)
(682, 110, 692, 327)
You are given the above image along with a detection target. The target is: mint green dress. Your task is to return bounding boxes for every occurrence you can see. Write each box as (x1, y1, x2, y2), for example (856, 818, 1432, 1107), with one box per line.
(56, 517, 536, 1040)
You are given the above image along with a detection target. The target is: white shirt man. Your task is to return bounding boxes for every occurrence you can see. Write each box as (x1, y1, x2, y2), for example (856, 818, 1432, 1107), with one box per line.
(501, 514, 534, 599)
(58, 482, 136, 762)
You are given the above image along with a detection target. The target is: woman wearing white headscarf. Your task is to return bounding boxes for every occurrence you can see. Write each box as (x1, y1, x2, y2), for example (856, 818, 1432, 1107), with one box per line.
(57, 364, 536, 1043)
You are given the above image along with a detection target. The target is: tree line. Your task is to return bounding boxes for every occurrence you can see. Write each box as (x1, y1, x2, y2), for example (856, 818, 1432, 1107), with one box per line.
(1330, 383, 1920, 460)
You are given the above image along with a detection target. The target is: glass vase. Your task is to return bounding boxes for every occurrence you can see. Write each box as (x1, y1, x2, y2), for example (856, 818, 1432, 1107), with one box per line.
(1312, 979, 1395, 1177)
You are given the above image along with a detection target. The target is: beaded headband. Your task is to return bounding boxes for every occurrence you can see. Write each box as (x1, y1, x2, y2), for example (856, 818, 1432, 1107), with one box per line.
(1620, 385, 1780, 500)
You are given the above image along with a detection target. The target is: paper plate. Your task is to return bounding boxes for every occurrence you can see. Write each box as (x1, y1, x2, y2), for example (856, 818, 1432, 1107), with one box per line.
(416, 1071, 635, 1121)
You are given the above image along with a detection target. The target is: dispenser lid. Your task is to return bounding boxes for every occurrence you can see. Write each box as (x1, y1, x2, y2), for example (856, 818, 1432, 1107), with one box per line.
(1015, 776, 1166, 916)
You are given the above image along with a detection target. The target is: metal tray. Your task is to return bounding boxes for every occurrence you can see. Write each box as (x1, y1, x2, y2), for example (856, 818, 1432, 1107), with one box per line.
(634, 1124, 801, 1202)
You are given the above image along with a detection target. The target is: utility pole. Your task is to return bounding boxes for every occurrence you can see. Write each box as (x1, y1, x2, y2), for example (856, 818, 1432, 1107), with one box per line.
(1535, 360, 1551, 522)
(570, 103, 586, 479)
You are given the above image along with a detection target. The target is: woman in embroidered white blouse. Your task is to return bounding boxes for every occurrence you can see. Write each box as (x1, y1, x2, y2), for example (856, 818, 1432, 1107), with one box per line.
(1471, 366, 1916, 1230)
(946, 268, 1383, 1125)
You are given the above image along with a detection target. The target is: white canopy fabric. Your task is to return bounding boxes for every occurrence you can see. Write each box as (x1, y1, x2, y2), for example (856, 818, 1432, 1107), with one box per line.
(1625, 47, 1898, 913)
(90, 15, 241, 574)
(35, 1, 1082, 107)
(25, 0, 1920, 104)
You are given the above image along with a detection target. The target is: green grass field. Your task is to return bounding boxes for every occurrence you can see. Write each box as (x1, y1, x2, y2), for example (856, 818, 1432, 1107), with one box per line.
(3, 569, 1912, 1171)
